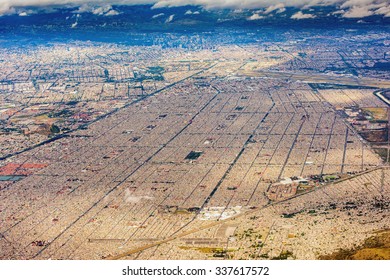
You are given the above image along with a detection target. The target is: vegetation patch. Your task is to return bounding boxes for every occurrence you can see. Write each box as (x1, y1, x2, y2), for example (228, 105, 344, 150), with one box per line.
(271, 250, 294, 260)
(319, 230, 390, 260)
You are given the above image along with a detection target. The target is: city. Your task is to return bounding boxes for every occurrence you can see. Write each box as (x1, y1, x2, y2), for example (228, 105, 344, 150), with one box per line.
(0, 2, 389, 261)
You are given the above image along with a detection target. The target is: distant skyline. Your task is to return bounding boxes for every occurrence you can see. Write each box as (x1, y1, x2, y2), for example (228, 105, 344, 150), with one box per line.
(0, 0, 389, 19)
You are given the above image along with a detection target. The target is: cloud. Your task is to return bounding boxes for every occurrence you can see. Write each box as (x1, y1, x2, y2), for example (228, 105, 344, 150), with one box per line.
(247, 13, 264, 20)
(74, 4, 121, 16)
(291, 11, 316, 19)
(152, 12, 164, 18)
(92, 5, 112, 15)
(0, 0, 389, 19)
(74, 4, 93, 13)
(184, 9, 200, 15)
(332, 9, 345, 15)
(375, 5, 390, 17)
(17, 9, 40, 16)
(104, 9, 120, 16)
(165, 14, 174, 22)
(340, 0, 390, 18)
(342, 5, 373, 17)
(264, 3, 286, 14)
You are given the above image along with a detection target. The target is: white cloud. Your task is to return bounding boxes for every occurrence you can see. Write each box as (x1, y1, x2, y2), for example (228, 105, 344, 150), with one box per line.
(74, 4, 93, 13)
(165, 14, 174, 23)
(247, 13, 264, 20)
(71, 21, 78, 28)
(73, 4, 120, 16)
(92, 5, 112, 15)
(342, 6, 373, 17)
(104, 9, 120, 16)
(152, 12, 164, 18)
(17, 9, 38, 16)
(264, 3, 286, 14)
(291, 11, 316, 19)
(185, 9, 200, 15)
(375, 5, 390, 17)
(332, 9, 345, 15)
(0, 0, 388, 19)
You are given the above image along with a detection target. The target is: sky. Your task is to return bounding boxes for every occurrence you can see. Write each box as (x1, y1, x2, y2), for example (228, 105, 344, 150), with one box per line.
(0, 0, 389, 19)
